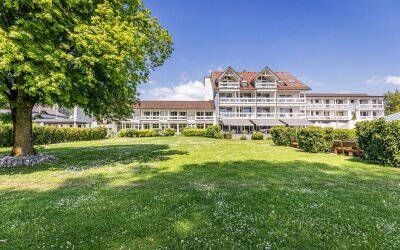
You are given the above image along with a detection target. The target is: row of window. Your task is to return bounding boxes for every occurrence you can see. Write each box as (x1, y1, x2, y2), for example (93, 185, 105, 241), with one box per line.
(310, 99, 382, 104)
(220, 107, 294, 113)
(142, 111, 213, 117)
(117, 123, 213, 131)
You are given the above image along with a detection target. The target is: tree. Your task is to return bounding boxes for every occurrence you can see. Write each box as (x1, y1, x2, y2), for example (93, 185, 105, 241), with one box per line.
(384, 90, 400, 115)
(0, 0, 173, 156)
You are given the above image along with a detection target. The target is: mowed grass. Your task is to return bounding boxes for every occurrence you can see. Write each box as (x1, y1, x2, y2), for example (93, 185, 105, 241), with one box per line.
(1, 137, 400, 249)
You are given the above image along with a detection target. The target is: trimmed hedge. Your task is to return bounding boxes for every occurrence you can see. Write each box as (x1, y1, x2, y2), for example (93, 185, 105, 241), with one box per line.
(270, 127, 297, 146)
(163, 128, 176, 136)
(251, 132, 264, 140)
(356, 119, 400, 167)
(204, 125, 221, 138)
(119, 129, 160, 137)
(0, 125, 107, 147)
(332, 129, 356, 140)
(182, 128, 206, 137)
(297, 127, 334, 153)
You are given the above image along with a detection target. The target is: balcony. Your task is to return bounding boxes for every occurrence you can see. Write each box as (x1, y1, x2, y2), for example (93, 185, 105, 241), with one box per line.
(219, 98, 256, 104)
(256, 113, 275, 118)
(278, 113, 306, 118)
(358, 115, 383, 120)
(257, 98, 276, 104)
(195, 116, 214, 120)
(141, 116, 186, 121)
(307, 115, 350, 121)
(220, 112, 255, 118)
(168, 116, 187, 120)
(255, 82, 276, 89)
(276, 98, 306, 104)
(358, 104, 384, 110)
(307, 104, 349, 109)
(219, 82, 240, 89)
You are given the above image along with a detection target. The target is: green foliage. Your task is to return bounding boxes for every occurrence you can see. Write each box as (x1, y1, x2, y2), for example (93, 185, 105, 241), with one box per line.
(0, 125, 107, 147)
(182, 128, 206, 137)
(251, 132, 264, 140)
(384, 89, 400, 115)
(204, 125, 221, 138)
(270, 127, 297, 146)
(297, 127, 334, 153)
(0, 0, 173, 120)
(240, 135, 247, 140)
(162, 128, 175, 136)
(222, 132, 232, 139)
(214, 132, 224, 139)
(119, 129, 159, 138)
(356, 119, 400, 167)
(332, 129, 356, 140)
(119, 129, 138, 138)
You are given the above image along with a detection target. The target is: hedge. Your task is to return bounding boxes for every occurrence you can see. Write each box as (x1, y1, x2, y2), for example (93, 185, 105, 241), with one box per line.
(297, 127, 334, 153)
(119, 129, 160, 137)
(182, 128, 206, 137)
(204, 125, 221, 138)
(0, 125, 107, 147)
(163, 128, 176, 136)
(270, 127, 297, 146)
(251, 132, 264, 140)
(332, 129, 356, 140)
(356, 119, 400, 167)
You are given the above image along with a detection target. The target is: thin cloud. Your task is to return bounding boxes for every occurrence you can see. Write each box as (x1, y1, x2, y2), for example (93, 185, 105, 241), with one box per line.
(366, 75, 400, 85)
(142, 80, 207, 101)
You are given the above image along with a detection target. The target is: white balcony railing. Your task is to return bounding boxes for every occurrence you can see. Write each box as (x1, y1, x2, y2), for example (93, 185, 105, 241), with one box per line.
(141, 116, 187, 120)
(277, 98, 306, 104)
(219, 82, 240, 88)
(220, 112, 255, 118)
(219, 98, 256, 104)
(255, 82, 276, 89)
(256, 113, 276, 118)
(257, 98, 276, 103)
(168, 116, 187, 120)
(278, 113, 306, 118)
(358, 115, 383, 120)
(195, 116, 214, 120)
(307, 116, 350, 120)
(358, 104, 384, 109)
(307, 104, 350, 109)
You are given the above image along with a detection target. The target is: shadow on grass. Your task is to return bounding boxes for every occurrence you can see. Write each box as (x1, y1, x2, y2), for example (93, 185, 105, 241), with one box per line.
(1, 159, 400, 249)
(0, 144, 187, 175)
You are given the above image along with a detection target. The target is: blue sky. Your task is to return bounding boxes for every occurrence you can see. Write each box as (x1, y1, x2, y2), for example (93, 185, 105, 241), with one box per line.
(140, 0, 400, 100)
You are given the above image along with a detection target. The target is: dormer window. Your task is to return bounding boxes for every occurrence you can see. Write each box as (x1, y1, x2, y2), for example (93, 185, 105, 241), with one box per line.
(288, 79, 296, 83)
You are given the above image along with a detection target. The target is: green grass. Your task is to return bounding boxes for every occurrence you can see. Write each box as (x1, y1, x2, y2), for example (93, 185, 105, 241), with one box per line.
(1, 137, 400, 249)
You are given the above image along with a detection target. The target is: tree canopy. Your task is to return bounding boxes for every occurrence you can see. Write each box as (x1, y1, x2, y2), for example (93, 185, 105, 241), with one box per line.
(384, 89, 400, 115)
(0, 0, 173, 120)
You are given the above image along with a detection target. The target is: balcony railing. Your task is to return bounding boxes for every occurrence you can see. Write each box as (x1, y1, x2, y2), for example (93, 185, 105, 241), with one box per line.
(278, 113, 306, 118)
(219, 98, 256, 104)
(219, 82, 240, 88)
(277, 98, 306, 104)
(256, 113, 275, 118)
(195, 116, 214, 120)
(220, 112, 255, 118)
(255, 82, 276, 88)
(257, 98, 276, 103)
(307, 104, 349, 109)
(307, 116, 350, 120)
(141, 115, 186, 120)
(358, 104, 384, 109)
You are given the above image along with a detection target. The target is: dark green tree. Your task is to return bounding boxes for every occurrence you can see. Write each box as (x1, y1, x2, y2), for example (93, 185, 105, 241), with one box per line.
(384, 89, 400, 115)
(0, 0, 173, 156)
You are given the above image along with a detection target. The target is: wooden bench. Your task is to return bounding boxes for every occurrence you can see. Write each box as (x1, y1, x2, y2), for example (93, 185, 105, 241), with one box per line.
(330, 140, 344, 154)
(342, 140, 362, 157)
(291, 139, 299, 148)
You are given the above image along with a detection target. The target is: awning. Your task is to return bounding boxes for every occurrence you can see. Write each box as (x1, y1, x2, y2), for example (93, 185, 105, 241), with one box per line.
(385, 112, 400, 122)
(251, 119, 285, 126)
(221, 119, 253, 126)
(280, 119, 314, 127)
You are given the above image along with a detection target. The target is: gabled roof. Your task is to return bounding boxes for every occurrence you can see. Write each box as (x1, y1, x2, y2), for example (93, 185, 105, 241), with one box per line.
(32, 106, 67, 118)
(210, 67, 311, 90)
(134, 101, 214, 110)
(216, 66, 242, 83)
(250, 66, 279, 84)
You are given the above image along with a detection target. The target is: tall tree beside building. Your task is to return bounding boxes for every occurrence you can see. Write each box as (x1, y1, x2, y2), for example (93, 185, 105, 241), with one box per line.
(0, 0, 173, 156)
(384, 90, 400, 115)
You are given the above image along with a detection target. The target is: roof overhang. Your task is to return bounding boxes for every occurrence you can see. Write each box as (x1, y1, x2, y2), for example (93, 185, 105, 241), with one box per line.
(251, 119, 285, 126)
(221, 119, 253, 126)
(280, 119, 314, 127)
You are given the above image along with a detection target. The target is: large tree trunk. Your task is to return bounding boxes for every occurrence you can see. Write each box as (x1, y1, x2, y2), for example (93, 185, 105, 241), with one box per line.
(11, 91, 35, 157)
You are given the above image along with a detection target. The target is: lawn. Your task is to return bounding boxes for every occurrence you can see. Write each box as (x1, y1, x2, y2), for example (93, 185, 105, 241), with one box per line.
(1, 137, 400, 249)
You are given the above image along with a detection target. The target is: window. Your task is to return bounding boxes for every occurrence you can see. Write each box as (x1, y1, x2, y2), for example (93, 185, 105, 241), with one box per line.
(170, 111, 178, 116)
(220, 93, 233, 98)
(143, 124, 150, 129)
(152, 111, 159, 117)
(279, 94, 292, 98)
(361, 111, 369, 117)
(240, 93, 252, 98)
(336, 99, 344, 104)
(242, 107, 251, 113)
(134, 124, 141, 129)
(288, 79, 296, 83)
(170, 124, 178, 130)
(143, 111, 151, 116)
(256, 93, 270, 98)
(373, 112, 377, 117)
(315, 111, 320, 115)
(152, 124, 159, 129)
(196, 111, 204, 116)
(205, 112, 213, 116)
(280, 108, 292, 113)
(315, 99, 319, 103)
(257, 107, 270, 113)
(221, 107, 233, 112)
(125, 123, 132, 129)
(350, 100, 354, 103)
(179, 112, 186, 117)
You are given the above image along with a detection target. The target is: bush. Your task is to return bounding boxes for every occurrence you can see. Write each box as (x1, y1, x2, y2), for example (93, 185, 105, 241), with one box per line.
(270, 127, 297, 146)
(356, 119, 400, 167)
(240, 135, 247, 140)
(0, 125, 107, 147)
(222, 132, 232, 139)
(137, 129, 159, 137)
(119, 129, 138, 137)
(251, 132, 264, 140)
(214, 132, 224, 139)
(182, 128, 206, 137)
(204, 125, 221, 138)
(163, 128, 176, 136)
(332, 129, 356, 140)
(297, 127, 334, 153)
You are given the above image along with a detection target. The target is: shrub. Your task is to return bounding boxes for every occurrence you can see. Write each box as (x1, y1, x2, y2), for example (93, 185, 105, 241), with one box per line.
(204, 125, 221, 138)
(251, 132, 264, 140)
(356, 119, 400, 167)
(119, 129, 138, 137)
(136, 129, 159, 137)
(297, 127, 334, 153)
(163, 128, 176, 136)
(222, 132, 232, 139)
(0, 125, 107, 147)
(214, 132, 224, 139)
(270, 127, 297, 146)
(182, 128, 206, 137)
(332, 129, 356, 140)
(240, 135, 247, 140)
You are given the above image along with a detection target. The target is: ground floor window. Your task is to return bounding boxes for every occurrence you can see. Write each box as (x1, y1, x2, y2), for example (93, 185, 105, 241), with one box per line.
(170, 124, 178, 130)
(117, 123, 122, 132)
(143, 124, 150, 129)
(125, 123, 132, 129)
(152, 123, 159, 129)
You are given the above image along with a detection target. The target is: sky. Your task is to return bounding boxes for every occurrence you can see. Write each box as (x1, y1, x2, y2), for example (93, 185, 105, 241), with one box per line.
(139, 0, 400, 100)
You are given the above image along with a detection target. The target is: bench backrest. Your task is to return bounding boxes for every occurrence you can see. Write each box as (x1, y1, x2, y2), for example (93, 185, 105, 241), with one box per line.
(332, 140, 343, 147)
(342, 140, 358, 148)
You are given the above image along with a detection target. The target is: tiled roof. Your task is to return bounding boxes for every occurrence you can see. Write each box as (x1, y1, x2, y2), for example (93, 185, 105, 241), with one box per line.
(134, 101, 214, 110)
(306, 93, 383, 98)
(210, 69, 311, 91)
